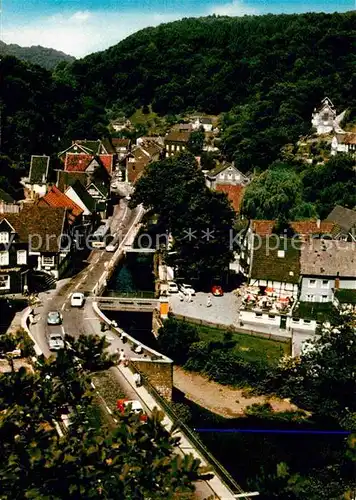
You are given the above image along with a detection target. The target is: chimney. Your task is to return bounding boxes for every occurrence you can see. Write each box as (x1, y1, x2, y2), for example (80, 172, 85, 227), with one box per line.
(316, 219, 321, 229)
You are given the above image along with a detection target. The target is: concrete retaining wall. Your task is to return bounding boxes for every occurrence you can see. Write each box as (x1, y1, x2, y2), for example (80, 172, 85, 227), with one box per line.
(172, 313, 291, 344)
(21, 307, 43, 356)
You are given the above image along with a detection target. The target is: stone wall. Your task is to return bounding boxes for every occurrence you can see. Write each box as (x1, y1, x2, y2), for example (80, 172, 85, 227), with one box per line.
(133, 359, 173, 401)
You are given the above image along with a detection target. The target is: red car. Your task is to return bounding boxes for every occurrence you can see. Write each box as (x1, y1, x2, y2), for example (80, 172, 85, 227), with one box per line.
(212, 285, 224, 296)
(116, 399, 148, 422)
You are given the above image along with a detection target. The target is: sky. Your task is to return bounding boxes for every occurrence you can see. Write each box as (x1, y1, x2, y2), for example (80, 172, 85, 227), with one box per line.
(2, 0, 355, 57)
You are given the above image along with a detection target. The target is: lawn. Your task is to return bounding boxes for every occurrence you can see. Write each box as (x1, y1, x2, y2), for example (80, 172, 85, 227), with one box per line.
(91, 369, 126, 413)
(194, 323, 290, 365)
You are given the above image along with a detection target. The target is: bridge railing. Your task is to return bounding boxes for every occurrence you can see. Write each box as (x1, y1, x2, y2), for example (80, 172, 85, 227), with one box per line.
(129, 360, 247, 499)
(104, 290, 156, 299)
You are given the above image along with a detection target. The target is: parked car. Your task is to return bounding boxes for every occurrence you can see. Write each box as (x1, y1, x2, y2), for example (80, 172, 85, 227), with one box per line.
(212, 285, 224, 296)
(70, 292, 85, 307)
(168, 281, 179, 293)
(47, 311, 62, 325)
(47, 333, 65, 351)
(116, 399, 147, 422)
(106, 243, 117, 252)
(179, 283, 196, 295)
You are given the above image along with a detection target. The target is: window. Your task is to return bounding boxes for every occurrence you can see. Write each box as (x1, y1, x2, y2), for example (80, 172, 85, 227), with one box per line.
(0, 251, 9, 266)
(255, 312, 263, 318)
(309, 279, 316, 288)
(42, 256, 54, 266)
(321, 280, 329, 289)
(321, 295, 328, 303)
(268, 314, 276, 319)
(292, 318, 300, 323)
(307, 294, 315, 302)
(17, 250, 27, 265)
(176, 145, 180, 151)
(0, 232, 9, 244)
(303, 319, 311, 324)
(0, 275, 10, 289)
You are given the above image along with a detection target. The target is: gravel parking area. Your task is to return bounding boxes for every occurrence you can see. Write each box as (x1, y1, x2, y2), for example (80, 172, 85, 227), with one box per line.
(169, 292, 240, 326)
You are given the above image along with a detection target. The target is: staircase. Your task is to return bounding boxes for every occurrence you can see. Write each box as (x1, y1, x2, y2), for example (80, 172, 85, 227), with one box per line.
(28, 271, 57, 293)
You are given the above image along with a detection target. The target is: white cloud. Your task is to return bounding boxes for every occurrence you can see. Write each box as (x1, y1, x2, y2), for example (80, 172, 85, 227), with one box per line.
(209, 0, 258, 16)
(70, 11, 92, 22)
(2, 10, 181, 57)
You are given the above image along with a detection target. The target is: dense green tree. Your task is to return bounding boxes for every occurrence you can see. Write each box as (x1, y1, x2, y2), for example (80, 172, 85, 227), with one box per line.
(157, 317, 199, 364)
(187, 127, 205, 156)
(130, 152, 236, 283)
(242, 163, 316, 220)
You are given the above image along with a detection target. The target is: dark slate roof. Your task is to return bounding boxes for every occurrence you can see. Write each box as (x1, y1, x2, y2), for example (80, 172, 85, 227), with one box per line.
(251, 237, 300, 284)
(75, 140, 102, 154)
(57, 171, 88, 192)
(70, 180, 96, 212)
(0, 205, 66, 252)
(29, 155, 50, 184)
(164, 130, 191, 143)
(0, 188, 14, 203)
(326, 205, 356, 233)
(101, 138, 116, 154)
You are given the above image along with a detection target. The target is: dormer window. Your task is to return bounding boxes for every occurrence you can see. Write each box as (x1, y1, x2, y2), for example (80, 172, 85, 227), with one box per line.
(0, 232, 9, 244)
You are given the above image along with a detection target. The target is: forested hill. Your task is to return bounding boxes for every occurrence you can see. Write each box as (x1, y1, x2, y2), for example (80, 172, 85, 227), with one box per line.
(0, 41, 75, 70)
(58, 12, 356, 169)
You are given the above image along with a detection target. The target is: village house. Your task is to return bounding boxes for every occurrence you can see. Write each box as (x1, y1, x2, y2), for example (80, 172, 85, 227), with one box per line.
(21, 155, 50, 199)
(111, 118, 132, 132)
(0, 205, 71, 292)
(192, 117, 213, 132)
(126, 146, 151, 184)
(326, 205, 356, 240)
(0, 189, 19, 214)
(64, 181, 98, 233)
(62, 153, 111, 215)
(37, 185, 83, 230)
(58, 139, 115, 160)
(111, 138, 131, 159)
(164, 130, 190, 157)
(331, 133, 356, 156)
(311, 97, 345, 135)
(299, 239, 356, 303)
(238, 237, 300, 332)
(205, 162, 250, 189)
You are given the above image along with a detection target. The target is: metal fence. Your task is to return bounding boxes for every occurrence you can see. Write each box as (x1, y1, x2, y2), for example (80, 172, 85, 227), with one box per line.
(105, 290, 156, 299)
(129, 361, 248, 499)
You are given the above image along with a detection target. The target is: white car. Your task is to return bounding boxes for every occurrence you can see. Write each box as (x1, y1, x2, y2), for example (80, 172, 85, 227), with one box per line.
(179, 283, 196, 296)
(48, 333, 65, 351)
(106, 243, 117, 252)
(168, 281, 179, 293)
(70, 292, 85, 307)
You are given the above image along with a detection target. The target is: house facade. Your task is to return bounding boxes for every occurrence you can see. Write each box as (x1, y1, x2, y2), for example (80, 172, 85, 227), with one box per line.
(300, 239, 356, 303)
(164, 131, 190, 157)
(205, 163, 250, 189)
(311, 97, 345, 135)
(331, 133, 356, 156)
(0, 217, 30, 295)
(192, 117, 213, 132)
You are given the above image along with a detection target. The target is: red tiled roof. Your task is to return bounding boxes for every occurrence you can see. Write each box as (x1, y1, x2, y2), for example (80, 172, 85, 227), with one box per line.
(252, 219, 336, 236)
(65, 153, 95, 172)
(98, 154, 113, 175)
(216, 185, 245, 213)
(38, 185, 83, 223)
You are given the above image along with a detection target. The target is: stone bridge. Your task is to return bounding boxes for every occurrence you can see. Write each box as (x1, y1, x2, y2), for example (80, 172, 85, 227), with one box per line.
(95, 296, 159, 312)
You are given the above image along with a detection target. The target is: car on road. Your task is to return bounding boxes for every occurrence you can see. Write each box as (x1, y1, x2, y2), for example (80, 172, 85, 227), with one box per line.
(70, 292, 85, 308)
(47, 333, 65, 351)
(116, 399, 147, 422)
(167, 281, 179, 293)
(212, 285, 224, 296)
(179, 283, 196, 296)
(106, 242, 118, 252)
(47, 311, 63, 325)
